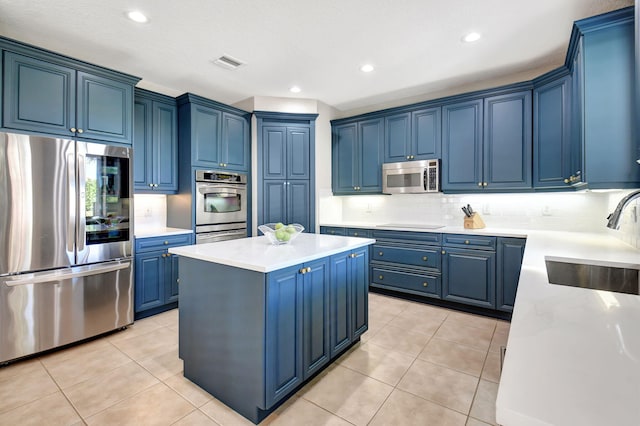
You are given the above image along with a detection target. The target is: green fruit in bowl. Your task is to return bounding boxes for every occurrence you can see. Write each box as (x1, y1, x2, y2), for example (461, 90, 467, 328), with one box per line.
(281, 232, 291, 242)
(274, 222, 284, 230)
(285, 225, 297, 234)
(275, 229, 286, 241)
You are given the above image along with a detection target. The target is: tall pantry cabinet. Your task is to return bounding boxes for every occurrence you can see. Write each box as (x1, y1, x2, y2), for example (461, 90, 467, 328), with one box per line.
(256, 112, 318, 233)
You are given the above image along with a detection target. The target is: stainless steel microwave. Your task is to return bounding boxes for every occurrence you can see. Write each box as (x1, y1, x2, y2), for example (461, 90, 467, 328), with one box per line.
(382, 159, 440, 194)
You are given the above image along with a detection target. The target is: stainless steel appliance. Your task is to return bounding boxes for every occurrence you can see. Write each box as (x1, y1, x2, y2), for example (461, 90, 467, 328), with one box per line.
(195, 170, 247, 244)
(382, 159, 440, 194)
(0, 133, 133, 363)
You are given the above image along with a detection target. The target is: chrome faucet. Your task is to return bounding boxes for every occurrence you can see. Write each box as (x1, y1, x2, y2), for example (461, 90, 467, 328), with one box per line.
(606, 190, 640, 229)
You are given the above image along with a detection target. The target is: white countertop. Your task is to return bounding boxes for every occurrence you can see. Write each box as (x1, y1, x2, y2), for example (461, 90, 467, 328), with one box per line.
(319, 222, 528, 238)
(495, 231, 640, 426)
(168, 233, 375, 273)
(134, 226, 193, 238)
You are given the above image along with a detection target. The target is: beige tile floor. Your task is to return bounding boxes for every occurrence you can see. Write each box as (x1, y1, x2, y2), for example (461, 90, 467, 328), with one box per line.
(0, 292, 509, 426)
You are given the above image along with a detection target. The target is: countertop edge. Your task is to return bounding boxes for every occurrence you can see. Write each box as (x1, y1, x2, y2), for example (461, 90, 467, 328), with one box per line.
(169, 235, 376, 273)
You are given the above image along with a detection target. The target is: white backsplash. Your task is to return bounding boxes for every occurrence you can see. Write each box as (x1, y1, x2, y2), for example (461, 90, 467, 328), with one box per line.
(322, 191, 625, 233)
(133, 194, 167, 230)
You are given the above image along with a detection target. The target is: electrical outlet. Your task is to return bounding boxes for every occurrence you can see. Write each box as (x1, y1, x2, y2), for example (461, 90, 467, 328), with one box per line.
(366, 203, 372, 213)
(482, 204, 491, 215)
(144, 208, 152, 217)
(542, 205, 551, 216)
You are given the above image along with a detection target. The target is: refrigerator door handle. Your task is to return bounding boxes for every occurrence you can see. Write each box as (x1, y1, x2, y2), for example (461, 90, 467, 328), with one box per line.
(67, 152, 76, 253)
(77, 152, 86, 252)
(3, 261, 131, 287)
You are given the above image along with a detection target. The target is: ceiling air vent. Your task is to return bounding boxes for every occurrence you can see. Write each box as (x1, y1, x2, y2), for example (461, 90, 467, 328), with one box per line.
(213, 55, 245, 70)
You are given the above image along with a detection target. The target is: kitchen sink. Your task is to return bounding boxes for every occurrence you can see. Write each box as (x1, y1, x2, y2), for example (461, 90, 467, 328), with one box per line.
(545, 259, 640, 295)
(380, 223, 445, 230)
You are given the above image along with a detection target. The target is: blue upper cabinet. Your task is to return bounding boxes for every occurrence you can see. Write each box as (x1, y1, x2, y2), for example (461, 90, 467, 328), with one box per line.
(262, 126, 287, 179)
(134, 89, 178, 193)
(442, 99, 483, 191)
(332, 123, 358, 194)
(359, 118, 384, 192)
(332, 118, 384, 194)
(412, 107, 441, 160)
(191, 104, 221, 167)
(262, 125, 310, 181)
(442, 91, 532, 192)
(76, 72, 134, 143)
(533, 74, 574, 189)
(572, 9, 639, 188)
(384, 107, 441, 163)
(177, 93, 251, 172)
(222, 112, 250, 172)
(384, 112, 411, 162)
(2, 48, 138, 144)
(288, 127, 311, 180)
(483, 90, 532, 190)
(133, 96, 153, 190)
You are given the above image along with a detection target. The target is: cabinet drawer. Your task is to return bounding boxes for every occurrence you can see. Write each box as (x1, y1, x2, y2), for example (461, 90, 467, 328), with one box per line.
(371, 267, 440, 297)
(320, 226, 346, 236)
(442, 234, 496, 250)
(135, 233, 193, 252)
(372, 244, 440, 269)
(372, 230, 441, 245)
(346, 228, 372, 238)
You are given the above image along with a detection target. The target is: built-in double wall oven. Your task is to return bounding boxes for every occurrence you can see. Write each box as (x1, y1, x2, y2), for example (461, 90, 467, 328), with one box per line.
(195, 170, 247, 244)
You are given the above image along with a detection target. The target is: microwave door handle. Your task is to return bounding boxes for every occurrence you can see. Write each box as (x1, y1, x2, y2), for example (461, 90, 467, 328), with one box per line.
(423, 169, 427, 191)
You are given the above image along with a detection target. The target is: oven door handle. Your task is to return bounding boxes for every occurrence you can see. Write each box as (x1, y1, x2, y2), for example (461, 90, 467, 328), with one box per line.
(197, 185, 243, 195)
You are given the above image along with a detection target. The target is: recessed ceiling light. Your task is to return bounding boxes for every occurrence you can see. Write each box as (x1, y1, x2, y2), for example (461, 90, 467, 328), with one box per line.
(127, 11, 148, 23)
(462, 32, 481, 43)
(289, 86, 301, 93)
(360, 64, 374, 73)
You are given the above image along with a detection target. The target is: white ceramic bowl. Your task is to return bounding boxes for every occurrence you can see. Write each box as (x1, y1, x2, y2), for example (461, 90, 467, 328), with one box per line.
(258, 223, 304, 245)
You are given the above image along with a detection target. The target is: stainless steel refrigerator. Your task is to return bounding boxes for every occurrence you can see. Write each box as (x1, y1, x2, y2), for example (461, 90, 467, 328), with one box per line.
(0, 132, 133, 363)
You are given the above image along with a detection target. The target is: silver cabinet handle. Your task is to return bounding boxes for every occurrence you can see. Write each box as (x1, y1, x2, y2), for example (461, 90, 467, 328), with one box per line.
(77, 128, 84, 134)
(70, 127, 77, 133)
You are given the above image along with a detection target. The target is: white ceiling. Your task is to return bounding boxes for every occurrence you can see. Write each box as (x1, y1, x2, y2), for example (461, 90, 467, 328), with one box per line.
(0, 0, 634, 114)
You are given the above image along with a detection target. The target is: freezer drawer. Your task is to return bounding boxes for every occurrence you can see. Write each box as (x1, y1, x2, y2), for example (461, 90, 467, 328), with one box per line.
(0, 259, 133, 363)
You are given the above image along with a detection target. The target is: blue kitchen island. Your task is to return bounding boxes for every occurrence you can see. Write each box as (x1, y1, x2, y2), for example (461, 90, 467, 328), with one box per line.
(169, 233, 374, 423)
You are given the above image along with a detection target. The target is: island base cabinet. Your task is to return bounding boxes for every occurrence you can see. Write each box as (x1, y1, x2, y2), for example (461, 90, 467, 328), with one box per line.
(329, 247, 369, 357)
(177, 248, 369, 424)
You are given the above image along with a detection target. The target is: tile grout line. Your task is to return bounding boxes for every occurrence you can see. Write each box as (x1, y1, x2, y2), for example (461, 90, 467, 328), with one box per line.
(38, 357, 88, 425)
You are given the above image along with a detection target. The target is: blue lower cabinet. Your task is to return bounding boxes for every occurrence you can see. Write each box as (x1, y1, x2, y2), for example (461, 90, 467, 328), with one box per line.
(442, 247, 496, 309)
(329, 253, 351, 356)
(266, 250, 365, 408)
(302, 258, 331, 379)
(371, 266, 441, 298)
(134, 251, 165, 312)
(497, 238, 526, 312)
(320, 226, 346, 236)
(373, 243, 440, 269)
(329, 247, 368, 356)
(265, 265, 304, 408)
(134, 234, 192, 318)
(350, 247, 369, 339)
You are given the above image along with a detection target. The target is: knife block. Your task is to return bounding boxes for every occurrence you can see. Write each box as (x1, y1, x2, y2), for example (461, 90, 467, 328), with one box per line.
(463, 213, 485, 229)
